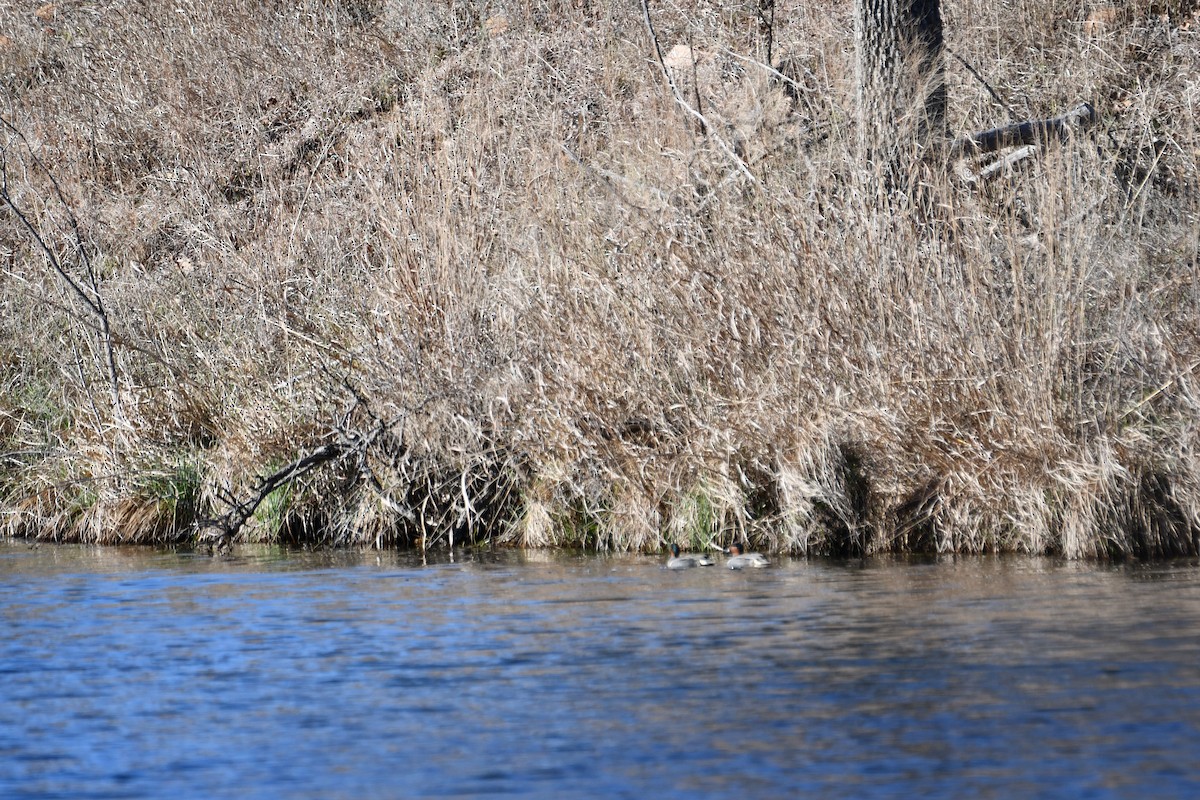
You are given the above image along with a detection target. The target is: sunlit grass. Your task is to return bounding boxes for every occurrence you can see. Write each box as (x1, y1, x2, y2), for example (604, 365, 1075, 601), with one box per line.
(1, 1, 1197, 556)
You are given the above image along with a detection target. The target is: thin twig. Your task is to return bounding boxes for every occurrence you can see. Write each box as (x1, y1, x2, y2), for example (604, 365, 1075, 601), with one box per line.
(1118, 360, 1200, 423)
(638, 0, 758, 185)
(0, 116, 123, 420)
(558, 142, 664, 212)
(947, 48, 1015, 121)
(719, 47, 818, 97)
(758, 0, 775, 67)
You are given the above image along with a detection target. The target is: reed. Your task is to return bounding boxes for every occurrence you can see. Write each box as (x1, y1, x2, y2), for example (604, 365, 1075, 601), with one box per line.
(1, 1, 1197, 556)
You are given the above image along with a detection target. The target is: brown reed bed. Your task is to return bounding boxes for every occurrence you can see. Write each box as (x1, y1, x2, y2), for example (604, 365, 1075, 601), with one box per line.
(1, 1, 1198, 557)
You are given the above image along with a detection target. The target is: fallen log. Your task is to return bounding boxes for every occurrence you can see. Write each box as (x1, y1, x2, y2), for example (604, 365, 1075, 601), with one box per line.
(950, 101, 1098, 159)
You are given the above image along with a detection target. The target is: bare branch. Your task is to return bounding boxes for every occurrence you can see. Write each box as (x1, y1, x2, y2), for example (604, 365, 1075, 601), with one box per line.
(638, 0, 758, 186)
(950, 102, 1098, 160)
(0, 116, 124, 419)
(197, 442, 348, 551)
(947, 48, 1015, 121)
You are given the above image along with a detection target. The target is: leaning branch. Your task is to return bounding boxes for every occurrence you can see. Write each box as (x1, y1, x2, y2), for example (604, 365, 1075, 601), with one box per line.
(197, 442, 347, 551)
(638, 0, 758, 185)
(950, 101, 1098, 160)
(196, 392, 402, 552)
(0, 116, 124, 419)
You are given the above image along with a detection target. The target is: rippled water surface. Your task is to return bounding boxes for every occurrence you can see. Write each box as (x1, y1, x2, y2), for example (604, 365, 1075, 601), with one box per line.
(2, 541, 1199, 799)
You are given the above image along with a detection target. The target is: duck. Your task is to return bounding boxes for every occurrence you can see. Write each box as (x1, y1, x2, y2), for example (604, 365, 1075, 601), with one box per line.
(667, 543, 714, 569)
(725, 543, 769, 569)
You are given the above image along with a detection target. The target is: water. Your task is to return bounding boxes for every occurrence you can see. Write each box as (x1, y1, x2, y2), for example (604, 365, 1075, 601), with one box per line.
(1, 541, 1199, 799)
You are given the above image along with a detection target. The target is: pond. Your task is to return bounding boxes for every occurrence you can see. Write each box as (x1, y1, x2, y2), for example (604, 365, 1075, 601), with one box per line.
(2, 541, 1199, 798)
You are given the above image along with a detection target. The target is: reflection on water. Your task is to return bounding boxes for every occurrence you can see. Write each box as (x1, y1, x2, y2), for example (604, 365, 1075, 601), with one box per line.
(2, 541, 1199, 799)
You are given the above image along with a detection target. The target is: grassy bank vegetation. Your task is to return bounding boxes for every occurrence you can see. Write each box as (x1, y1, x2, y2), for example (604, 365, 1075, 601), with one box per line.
(2, 0, 1198, 557)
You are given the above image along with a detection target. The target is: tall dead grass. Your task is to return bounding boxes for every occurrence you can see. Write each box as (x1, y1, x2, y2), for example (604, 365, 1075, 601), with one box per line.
(1, 0, 1198, 557)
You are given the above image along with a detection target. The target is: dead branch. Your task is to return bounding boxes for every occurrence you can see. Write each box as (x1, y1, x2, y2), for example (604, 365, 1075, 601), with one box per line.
(961, 143, 1040, 185)
(0, 116, 124, 419)
(196, 382, 404, 551)
(950, 101, 1098, 160)
(196, 442, 348, 551)
(638, 0, 758, 185)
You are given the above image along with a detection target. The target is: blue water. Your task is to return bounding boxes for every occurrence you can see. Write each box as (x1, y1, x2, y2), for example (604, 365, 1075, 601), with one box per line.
(1, 542, 1199, 799)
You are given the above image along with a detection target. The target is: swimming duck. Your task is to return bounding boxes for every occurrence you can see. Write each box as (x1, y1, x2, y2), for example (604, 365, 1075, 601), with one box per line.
(725, 543, 769, 569)
(667, 543, 714, 569)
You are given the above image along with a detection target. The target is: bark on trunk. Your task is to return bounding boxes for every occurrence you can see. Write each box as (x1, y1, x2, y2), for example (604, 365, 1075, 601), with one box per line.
(855, 0, 948, 175)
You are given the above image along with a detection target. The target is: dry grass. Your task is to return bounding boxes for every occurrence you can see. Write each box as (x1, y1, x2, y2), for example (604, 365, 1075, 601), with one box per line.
(1, 0, 1198, 557)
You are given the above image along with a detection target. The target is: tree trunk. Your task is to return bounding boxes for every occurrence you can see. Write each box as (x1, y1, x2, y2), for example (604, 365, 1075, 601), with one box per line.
(855, 0, 948, 178)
